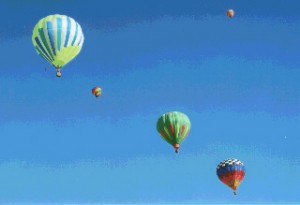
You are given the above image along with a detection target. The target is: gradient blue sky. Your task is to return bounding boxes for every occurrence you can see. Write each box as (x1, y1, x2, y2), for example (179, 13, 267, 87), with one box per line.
(0, 0, 300, 203)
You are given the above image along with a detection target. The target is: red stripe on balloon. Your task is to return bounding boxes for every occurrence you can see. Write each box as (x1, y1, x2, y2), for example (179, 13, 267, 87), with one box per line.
(160, 130, 168, 139)
(181, 125, 185, 136)
(170, 124, 174, 134)
(218, 170, 245, 184)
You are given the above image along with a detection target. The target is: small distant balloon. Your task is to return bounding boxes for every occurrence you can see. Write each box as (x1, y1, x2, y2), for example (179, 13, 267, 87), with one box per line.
(227, 9, 234, 18)
(92, 86, 102, 97)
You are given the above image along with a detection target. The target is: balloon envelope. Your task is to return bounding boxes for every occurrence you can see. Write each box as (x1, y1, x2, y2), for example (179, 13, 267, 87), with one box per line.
(216, 158, 245, 194)
(156, 111, 191, 153)
(32, 14, 84, 70)
(227, 9, 234, 18)
(92, 86, 102, 97)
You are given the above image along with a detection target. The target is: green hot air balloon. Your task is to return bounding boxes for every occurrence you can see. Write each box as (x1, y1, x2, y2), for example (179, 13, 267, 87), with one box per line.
(156, 111, 191, 153)
(32, 14, 84, 77)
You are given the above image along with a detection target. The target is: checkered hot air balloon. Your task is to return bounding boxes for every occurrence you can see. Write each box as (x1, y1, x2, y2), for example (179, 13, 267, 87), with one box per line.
(92, 86, 102, 97)
(216, 158, 245, 195)
(156, 111, 191, 153)
(32, 14, 84, 77)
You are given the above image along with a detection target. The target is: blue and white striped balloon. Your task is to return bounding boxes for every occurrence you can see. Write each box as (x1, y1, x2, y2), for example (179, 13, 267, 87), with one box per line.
(32, 14, 84, 76)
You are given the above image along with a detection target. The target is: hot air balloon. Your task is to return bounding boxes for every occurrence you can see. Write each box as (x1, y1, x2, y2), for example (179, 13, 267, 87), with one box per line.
(92, 86, 102, 97)
(216, 158, 245, 195)
(227, 9, 234, 18)
(32, 14, 84, 77)
(156, 111, 191, 153)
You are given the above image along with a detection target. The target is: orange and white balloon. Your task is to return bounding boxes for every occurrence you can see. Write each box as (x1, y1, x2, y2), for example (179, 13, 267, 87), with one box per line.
(227, 9, 234, 18)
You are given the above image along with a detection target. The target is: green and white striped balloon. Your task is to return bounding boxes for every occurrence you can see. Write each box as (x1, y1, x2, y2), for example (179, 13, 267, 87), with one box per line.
(32, 14, 84, 75)
(156, 111, 191, 153)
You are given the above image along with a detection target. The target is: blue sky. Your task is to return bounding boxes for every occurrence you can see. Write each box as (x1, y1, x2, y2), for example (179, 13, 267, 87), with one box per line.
(0, 0, 300, 203)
